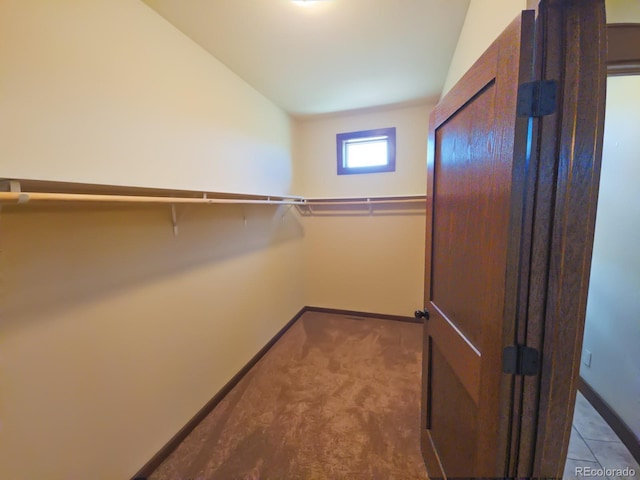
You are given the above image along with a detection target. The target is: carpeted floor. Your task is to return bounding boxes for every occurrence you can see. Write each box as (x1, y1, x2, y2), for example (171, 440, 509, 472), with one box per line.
(149, 311, 428, 480)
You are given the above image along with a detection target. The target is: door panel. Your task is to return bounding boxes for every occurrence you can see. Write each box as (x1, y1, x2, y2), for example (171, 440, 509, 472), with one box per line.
(429, 344, 478, 475)
(421, 11, 535, 478)
(427, 309, 480, 404)
(431, 80, 501, 352)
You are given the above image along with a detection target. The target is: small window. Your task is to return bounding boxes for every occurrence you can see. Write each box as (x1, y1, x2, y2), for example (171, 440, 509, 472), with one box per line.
(336, 127, 396, 175)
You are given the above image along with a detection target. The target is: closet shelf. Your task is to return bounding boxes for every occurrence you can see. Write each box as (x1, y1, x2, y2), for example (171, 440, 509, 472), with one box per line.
(298, 194, 426, 216)
(0, 179, 304, 206)
(0, 192, 304, 206)
(0, 180, 426, 208)
(303, 194, 426, 205)
(0, 180, 426, 235)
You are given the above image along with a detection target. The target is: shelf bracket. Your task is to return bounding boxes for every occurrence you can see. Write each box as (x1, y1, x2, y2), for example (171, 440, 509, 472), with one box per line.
(171, 204, 178, 236)
(0, 180, 21, 193)
(367, 198, 373, 215)
(282, 205, 293, 223)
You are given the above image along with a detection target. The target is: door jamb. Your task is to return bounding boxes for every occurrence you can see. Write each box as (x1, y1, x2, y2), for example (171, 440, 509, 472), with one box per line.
(517, 0, 607, 476)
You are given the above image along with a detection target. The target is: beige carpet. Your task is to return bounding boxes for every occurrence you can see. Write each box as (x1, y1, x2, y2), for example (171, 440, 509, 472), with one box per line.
(149, 311, 428, 479)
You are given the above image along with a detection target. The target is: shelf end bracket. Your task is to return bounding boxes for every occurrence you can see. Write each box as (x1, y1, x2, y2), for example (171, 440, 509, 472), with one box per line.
(171, 204, 178, 236)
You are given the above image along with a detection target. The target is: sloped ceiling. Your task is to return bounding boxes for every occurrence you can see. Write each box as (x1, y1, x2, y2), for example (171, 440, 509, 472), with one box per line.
(143, 0, 470, 116)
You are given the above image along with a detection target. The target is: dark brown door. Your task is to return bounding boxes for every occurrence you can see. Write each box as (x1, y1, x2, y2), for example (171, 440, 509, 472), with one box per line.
(420, 11, 535, 478)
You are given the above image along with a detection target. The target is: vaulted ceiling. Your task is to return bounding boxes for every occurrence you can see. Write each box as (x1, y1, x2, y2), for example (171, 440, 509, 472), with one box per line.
(142, 0, 470, 116)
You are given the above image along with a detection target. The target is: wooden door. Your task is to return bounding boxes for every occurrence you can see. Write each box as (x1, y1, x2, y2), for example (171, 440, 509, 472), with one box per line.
(420, 11, 535, 478)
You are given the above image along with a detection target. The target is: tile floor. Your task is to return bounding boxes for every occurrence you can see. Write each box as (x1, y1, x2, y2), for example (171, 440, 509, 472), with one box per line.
(564, 392, 639, 479)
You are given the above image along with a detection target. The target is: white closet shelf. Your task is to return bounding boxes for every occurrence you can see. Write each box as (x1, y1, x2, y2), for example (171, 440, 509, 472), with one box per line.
(0, 179, 426, 210)
(0, 179, 304, 206)
(303, 194, 426, 205)
(0, 192, 305, 206)
(0, 180, 425, 235)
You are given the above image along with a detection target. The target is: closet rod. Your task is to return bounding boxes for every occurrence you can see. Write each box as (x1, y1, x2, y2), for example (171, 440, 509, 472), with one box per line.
(0, 192, 305, 206)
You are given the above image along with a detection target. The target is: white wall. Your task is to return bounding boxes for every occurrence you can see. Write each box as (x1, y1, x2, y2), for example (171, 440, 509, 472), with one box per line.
(580, 75, 640, 439)
(0, 1, 304, 478)
(294, 104, 430, 197)
(606, 0, 640, 22)
(0, 205, 304, 480)
(300, 211, 427, 316)
(441, 0, 640, 99)
(0, 0, 292, 195)
(442, 0, 527, 96)
(294, 104, 430, 316)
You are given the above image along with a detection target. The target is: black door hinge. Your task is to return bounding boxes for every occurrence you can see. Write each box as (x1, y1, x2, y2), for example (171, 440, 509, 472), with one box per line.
(503, 345, 539, 376)
(517, 80, 558, 117)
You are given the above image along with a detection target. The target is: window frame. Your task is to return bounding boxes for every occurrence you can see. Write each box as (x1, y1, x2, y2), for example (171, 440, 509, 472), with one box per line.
(336, 127, 396, 175)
